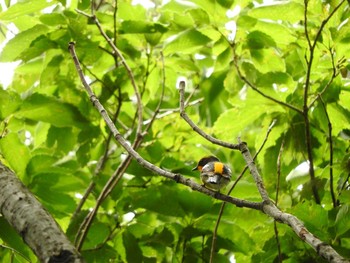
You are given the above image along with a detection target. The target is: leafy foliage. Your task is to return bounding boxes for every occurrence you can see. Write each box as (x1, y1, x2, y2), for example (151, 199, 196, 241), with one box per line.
(0, 0, 350, 262)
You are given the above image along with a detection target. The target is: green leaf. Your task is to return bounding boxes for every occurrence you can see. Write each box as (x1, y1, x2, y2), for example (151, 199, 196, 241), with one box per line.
(293, 202, 329, 239)
(246, 31, 276, 49)
(46, 126, 76, 153)
(81, 245, 117, 263)
(0, 133, 30, 177)
(118, 2, 146, 20)
(216, 0, 234, 8)
(0, 89, 21, 119)
(26, 154, 57, 175)
(178, 189, 213, 217)
(132, 185, 186, 217)
(0, 24, 49, 62)
(11, 59, 43, 93)
(39, 13, 66, 26)
(248, 2, 304, 23)
(119, 20, 167, 34)
(164, 29, 212, 55)
(0, 217, 33, 260)
(85, 222, 110, 247)
(34, 179, 77, 215)
(328, 103, 350, 135)
(188, 8, 210, 25)
(250, 48, 286, 73)
(256, 72, 294, 88)
(335, 204, 350, 237)
(40, 55, 64, 88)
(123, 231, 143, 262)
(0, 0, 53, 21)
(16, 93, 88, 128)
(213, 97, 282, 141)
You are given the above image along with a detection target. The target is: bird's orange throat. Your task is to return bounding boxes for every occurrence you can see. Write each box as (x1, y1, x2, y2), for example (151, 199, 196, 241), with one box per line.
(213, 162, 224, 175)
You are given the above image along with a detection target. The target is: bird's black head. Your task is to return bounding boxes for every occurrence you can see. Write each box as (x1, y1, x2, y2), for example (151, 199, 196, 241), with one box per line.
(192, 156, 220, 171)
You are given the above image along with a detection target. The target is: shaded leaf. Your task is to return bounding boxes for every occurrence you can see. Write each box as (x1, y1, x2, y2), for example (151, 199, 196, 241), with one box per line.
(17, 93, 88, 128)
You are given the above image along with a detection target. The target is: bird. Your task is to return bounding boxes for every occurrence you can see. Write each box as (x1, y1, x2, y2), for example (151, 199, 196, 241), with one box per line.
(192, 156, 232, 191)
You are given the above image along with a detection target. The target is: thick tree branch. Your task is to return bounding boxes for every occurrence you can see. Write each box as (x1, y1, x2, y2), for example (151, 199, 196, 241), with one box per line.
(0, 162, 83, 263)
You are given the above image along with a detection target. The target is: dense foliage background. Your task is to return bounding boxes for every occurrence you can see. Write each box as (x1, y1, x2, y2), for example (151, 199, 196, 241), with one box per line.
(0, 0, 350, 262)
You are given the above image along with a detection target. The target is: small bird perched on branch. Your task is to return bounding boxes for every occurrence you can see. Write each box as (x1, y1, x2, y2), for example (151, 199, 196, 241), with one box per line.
(192, 156, 232, 191)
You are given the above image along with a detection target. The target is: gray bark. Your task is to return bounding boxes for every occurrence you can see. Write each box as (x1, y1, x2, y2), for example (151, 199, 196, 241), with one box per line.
(0, 162, 84, 263)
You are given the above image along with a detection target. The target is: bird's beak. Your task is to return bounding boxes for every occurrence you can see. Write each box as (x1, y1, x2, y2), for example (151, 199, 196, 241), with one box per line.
(192, 165, 202, 171)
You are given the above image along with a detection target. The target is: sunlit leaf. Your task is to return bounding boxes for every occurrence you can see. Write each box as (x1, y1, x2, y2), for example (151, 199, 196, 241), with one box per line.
(0, 24, 49, 62)
(0, 133, 30, 177)
(0, 0, 53, 21)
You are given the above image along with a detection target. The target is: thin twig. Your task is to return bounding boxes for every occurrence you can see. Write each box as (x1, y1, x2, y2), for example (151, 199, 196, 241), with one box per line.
(318, 96, 337, 207)
(144, 98, 204, 125)
(302, 113, 320, 203)
(75, 8, 143, 138)
(304, 0, 312, 50)
(274, 222, 282, 263)
(308, 48, 339, 108)
(113, 0, 118, 66)
(178, 81, 240, 150)
(302, 1, 345, 205)
(74, 155, 133, 250)
(276, 136, 285, 205)
(71, 110, 119, 220)
(231, 51, 303, 115)
(274, 136, 285, 263)
(209, 120, 276, 263)
(339, 173, 350, 193)
(74, 48, 165, 250)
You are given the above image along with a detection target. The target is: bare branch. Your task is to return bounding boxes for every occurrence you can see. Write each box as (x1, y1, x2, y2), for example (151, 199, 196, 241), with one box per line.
(75, 8, 143, 138)
(67, 44, 258, 204)
(308, 48, 341, 108)
(302, 1, 345, 205)
(178, 81, 240, 150)
(143, 98, 204, 125)
(68, 42, 263, 250)
(319, 95, 337, 207)
(232, 51, 303, 115)
(275, 136, 285, 263)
